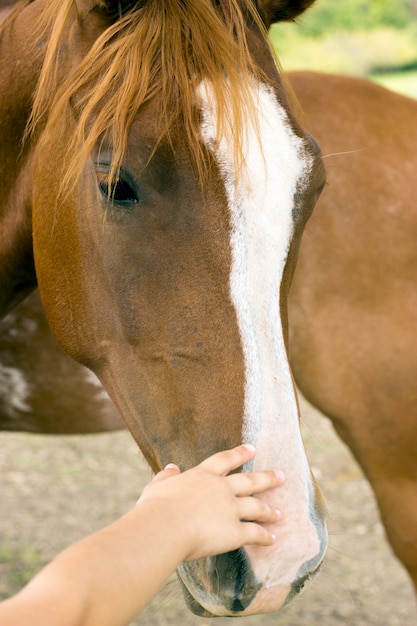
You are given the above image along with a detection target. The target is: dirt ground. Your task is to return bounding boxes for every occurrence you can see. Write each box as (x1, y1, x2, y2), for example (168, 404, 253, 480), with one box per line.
(1, 395, 416, 625)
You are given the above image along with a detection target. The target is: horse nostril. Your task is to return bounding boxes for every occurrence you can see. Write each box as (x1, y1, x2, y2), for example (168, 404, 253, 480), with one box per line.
(288, 560, 323, 604)
(292, 571, 310, 594)
(211, 549, 261, 612)
(178, 548, 262, 615)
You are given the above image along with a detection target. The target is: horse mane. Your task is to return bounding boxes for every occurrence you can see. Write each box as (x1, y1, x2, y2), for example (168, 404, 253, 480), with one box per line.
(28, 0, 273, 194)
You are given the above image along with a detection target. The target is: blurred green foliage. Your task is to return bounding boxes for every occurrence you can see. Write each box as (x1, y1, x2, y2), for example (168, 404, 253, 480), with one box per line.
(271, 0, 417, 81)
(299, 0, 416, 36)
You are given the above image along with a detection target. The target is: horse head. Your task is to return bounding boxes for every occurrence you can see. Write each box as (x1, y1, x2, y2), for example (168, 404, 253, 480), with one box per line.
(31, 0, 327, 616)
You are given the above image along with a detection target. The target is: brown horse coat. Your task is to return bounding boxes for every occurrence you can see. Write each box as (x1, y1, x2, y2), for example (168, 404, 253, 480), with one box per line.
(2, 0, 415, 610)
(0, 0, 327, 617)
(289, 71, 417, 591)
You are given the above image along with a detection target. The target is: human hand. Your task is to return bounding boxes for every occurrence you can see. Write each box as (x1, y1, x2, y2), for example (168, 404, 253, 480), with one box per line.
(137, 444, 285, 562)
(0, 445, 285, 626)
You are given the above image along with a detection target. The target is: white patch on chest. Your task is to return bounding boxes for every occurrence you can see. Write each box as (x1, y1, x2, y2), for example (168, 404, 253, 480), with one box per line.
(0, 363, 31, 415)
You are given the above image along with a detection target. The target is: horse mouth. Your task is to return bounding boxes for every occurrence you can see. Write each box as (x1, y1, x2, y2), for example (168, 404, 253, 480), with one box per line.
(176, 549, 262, 617)
(176, 538, 327, 617)
(178, 577, 257, 618)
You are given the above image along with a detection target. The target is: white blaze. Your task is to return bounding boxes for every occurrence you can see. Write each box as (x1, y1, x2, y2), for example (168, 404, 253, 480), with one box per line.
(199, 79, 325, 597)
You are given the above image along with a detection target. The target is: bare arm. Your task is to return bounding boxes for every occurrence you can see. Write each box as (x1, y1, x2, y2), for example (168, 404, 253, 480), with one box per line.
(0, 445, 284, 626)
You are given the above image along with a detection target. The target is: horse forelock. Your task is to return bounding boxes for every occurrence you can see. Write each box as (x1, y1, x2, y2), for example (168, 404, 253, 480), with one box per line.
(30, 0, 273, 196)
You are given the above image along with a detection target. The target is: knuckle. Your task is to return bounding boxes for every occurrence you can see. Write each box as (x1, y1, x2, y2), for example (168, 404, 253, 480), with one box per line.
(245, 470, 275, 490)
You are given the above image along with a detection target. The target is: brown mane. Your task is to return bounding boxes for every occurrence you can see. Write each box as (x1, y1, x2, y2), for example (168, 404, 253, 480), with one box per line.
(28, 0, 273, 193)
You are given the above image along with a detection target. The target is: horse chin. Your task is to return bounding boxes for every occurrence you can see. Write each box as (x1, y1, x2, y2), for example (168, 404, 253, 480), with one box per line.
(176, 542, 325, 617)
(178, 565, 316, 618)
(176, 549, 264, 617)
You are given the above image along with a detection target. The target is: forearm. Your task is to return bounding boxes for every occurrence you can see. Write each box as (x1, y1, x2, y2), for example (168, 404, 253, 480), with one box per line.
(0, 503, 186, 626)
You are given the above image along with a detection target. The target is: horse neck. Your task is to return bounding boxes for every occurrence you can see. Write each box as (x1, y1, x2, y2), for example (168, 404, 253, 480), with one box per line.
(0, 1, 48, 317)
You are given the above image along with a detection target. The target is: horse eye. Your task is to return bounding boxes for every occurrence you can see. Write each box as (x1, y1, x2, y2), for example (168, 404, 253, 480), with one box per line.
(97, 173, 138, 204)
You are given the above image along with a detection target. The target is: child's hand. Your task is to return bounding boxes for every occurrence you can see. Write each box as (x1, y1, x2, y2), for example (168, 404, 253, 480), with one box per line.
(137, 444, 285, 562)
(0, 445, 285, 626)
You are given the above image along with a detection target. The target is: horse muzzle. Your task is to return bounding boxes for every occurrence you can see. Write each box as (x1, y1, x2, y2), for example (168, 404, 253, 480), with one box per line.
(177, 542, 325, 617)
(177, 549, 261, 617)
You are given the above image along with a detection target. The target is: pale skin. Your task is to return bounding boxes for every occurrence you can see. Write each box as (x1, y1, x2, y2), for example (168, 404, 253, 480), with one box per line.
(0, 444, 285, 626)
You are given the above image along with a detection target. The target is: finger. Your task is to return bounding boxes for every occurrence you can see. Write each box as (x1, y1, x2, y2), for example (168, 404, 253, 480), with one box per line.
(239, 522, 276, 547)
(152, 463, 181, 482)
(198, 444, 256, 476)
(228, 469, 285, 497)
(237, 496, 281, 524)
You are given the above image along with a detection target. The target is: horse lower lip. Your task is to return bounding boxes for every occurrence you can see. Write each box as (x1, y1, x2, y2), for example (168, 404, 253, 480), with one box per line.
(179, 581, 251, 617)
(177, 549, 262, 616)
(178, 578, 214, 617)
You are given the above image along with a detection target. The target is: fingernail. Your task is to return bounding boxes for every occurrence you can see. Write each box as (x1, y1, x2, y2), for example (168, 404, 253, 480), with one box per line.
(275, 509, 282, 520)
(164, 463, 177, 469)
(274, 470, 285, 482)
(271, 533, 277, 542)
(242, 443, 256, 454)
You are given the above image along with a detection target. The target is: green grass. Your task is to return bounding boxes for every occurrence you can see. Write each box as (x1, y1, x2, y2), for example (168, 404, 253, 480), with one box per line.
(0, 545, 45, 595)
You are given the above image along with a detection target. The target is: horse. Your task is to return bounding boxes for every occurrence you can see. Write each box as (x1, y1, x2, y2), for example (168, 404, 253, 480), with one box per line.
(0, 0, 328, 618)
(288, 71, 417, 596)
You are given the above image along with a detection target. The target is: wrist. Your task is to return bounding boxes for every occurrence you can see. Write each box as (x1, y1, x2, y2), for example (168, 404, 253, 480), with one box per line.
(133, 498, 192, 565)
